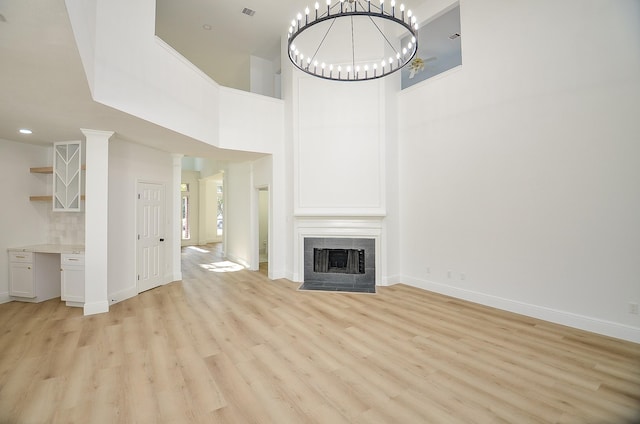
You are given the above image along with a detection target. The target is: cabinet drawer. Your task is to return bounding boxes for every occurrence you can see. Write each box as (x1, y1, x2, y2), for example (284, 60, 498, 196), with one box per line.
(61, 254, 84, 266)
(9, 251, 33, 263)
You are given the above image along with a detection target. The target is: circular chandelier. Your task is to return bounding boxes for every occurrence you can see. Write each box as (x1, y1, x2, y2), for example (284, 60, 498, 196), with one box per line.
(287, 0, 419, 82)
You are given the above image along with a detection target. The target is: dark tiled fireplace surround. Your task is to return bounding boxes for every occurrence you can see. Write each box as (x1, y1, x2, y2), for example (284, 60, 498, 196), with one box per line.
(302, 237, 376, 293)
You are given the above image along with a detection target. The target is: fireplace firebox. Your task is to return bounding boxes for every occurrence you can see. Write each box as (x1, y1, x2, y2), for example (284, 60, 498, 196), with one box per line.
(302, 237, 375, 293)
(314, 248, 365, 274)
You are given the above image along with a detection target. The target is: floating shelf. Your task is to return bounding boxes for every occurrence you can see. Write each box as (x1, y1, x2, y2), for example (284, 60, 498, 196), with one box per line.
(30, 165, 86, 174)
(30, 195, 86, 202)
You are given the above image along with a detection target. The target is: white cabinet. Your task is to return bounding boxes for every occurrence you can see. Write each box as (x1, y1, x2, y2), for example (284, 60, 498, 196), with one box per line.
(61, 253, 84, 306)
(8, 252, 35, 298)
(8, 251, 60, 302)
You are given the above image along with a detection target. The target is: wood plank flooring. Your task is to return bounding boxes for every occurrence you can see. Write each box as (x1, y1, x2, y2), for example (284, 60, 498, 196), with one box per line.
(1, 243, 639, 423)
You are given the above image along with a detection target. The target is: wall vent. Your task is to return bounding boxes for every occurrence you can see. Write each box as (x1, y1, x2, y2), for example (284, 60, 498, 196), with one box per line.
(242, 8, 256, 17)
(449, 33, 461, 40)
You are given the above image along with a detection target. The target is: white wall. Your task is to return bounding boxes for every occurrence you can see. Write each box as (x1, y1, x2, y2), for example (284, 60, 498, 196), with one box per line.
(225, 162, 252, 268)
(218, 87, 284, 154)
(398, 0, 640, 341)
(250, 55, 276, 98)
(66, 0, 222, 147)
(108, 138, 176, 303)
(0, 139, 50, 302)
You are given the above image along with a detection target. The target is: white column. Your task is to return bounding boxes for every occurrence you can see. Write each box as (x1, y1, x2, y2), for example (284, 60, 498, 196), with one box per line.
(171, 154, 183, 282)
(82, 129, 113, 315)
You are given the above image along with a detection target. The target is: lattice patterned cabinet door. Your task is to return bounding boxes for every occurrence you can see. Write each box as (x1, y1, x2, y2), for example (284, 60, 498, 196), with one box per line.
(53, 141, 82, 211)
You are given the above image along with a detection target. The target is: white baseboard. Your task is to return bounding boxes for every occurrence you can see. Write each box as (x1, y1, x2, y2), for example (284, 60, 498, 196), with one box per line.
(226, 253, 250, 269)
(0, 292, 11, 304)
(399, 275, 640, 344)
(109, 286, 138, 305)
(83, 300, 109, 316)
(268, 268, 289, 281)
(381, 274, 401, 286)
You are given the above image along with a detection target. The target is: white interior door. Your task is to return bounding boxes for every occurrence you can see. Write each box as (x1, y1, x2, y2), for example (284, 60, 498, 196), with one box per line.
(137, 182, 165, 293)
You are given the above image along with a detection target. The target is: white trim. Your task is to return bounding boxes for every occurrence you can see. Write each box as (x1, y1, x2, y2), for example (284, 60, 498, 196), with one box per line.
(226, 253, 251, 270)
(293, 77, 387, 216)
(109, 286, 138, 305)
(294, 208, 386, 217)
(0, 293, 11, 304)
(83, 300, 109, 316)
(398, 275, 640, 344)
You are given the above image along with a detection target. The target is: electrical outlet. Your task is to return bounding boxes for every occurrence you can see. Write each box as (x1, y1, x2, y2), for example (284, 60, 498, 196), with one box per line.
(461, 273, 466, 281)
(629, 303, 639, 315)
(426, 267, 430, 275)
(447, 270, 452, 279)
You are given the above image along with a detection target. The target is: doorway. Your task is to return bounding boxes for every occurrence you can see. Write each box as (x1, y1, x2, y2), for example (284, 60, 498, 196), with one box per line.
(136, 182, 165, 293)
(258, 187, 269, 268)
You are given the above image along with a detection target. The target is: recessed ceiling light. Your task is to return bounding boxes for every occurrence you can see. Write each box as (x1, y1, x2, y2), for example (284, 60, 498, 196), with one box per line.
(202, 24, 212, 30)
(19, 128, 33, 135)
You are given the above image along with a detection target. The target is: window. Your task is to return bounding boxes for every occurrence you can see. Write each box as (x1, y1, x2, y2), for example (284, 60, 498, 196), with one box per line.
(216, 184, 223, 236)
(401, 5, 462, 89)
(181, 183, 190, 240)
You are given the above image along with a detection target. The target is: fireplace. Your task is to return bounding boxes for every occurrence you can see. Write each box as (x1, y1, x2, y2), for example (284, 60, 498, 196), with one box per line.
(303, 237, 375, 293)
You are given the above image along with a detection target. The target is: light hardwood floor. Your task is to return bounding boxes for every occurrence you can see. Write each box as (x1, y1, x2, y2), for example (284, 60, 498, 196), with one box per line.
(1, 244, 639, 423)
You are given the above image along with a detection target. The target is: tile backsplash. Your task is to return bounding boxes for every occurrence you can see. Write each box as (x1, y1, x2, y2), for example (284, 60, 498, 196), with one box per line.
(47, 210, 85, 245)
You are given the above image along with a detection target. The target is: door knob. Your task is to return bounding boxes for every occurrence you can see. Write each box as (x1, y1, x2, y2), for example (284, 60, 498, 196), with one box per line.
(160, 238, 165, 242)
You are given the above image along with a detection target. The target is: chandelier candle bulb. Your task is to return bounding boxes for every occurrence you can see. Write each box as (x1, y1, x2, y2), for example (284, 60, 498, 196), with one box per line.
(391, 0, 395, 17)
(368, 0, 371, 12)
(380, 0, 384, 14)
(315, 2, 319, 19)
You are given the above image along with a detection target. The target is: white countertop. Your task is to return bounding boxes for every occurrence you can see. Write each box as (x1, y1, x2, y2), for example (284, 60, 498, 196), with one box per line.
(8, 244, 85, 254)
